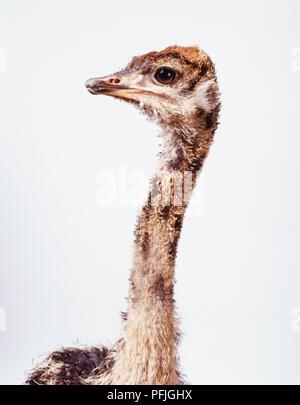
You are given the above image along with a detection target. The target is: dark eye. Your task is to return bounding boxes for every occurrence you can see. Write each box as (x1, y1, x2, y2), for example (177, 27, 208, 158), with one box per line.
(154, 67, 177, 84)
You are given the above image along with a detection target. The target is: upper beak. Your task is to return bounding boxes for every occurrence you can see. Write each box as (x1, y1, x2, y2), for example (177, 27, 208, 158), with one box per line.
(85, 74, 140, 101)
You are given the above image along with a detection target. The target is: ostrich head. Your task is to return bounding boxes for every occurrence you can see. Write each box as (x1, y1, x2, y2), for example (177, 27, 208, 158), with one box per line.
(85, 45, 220, 129)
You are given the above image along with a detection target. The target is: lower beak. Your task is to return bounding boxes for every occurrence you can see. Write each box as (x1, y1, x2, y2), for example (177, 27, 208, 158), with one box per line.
(85, 75, 141, 101)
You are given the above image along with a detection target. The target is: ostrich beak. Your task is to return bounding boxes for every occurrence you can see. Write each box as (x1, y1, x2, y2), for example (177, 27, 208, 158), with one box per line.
(85, 74, 143, 102)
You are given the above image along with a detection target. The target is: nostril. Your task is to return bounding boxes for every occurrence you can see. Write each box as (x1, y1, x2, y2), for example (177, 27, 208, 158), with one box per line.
(109, 77, 121, 85)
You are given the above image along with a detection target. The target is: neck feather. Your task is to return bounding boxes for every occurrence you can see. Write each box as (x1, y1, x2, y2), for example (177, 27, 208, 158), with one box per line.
(109, 104, 220, 384)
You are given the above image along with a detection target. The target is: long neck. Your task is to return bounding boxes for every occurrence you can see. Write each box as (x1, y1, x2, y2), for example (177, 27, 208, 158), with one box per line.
(110, 106, 219, 384)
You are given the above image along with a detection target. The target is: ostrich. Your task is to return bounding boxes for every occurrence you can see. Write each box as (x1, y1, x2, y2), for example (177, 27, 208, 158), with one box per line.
(26, 45, 220, 385)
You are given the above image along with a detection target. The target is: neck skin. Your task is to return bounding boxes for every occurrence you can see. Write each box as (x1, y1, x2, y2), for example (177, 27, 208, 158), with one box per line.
(107, 106, 219, 385)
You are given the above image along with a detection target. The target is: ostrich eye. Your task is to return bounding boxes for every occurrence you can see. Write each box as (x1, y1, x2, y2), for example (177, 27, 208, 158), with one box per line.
(154, 67, 177, 84)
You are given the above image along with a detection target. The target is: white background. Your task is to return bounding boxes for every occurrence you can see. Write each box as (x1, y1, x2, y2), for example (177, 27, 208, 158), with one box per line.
(0, 0, 300, 384)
